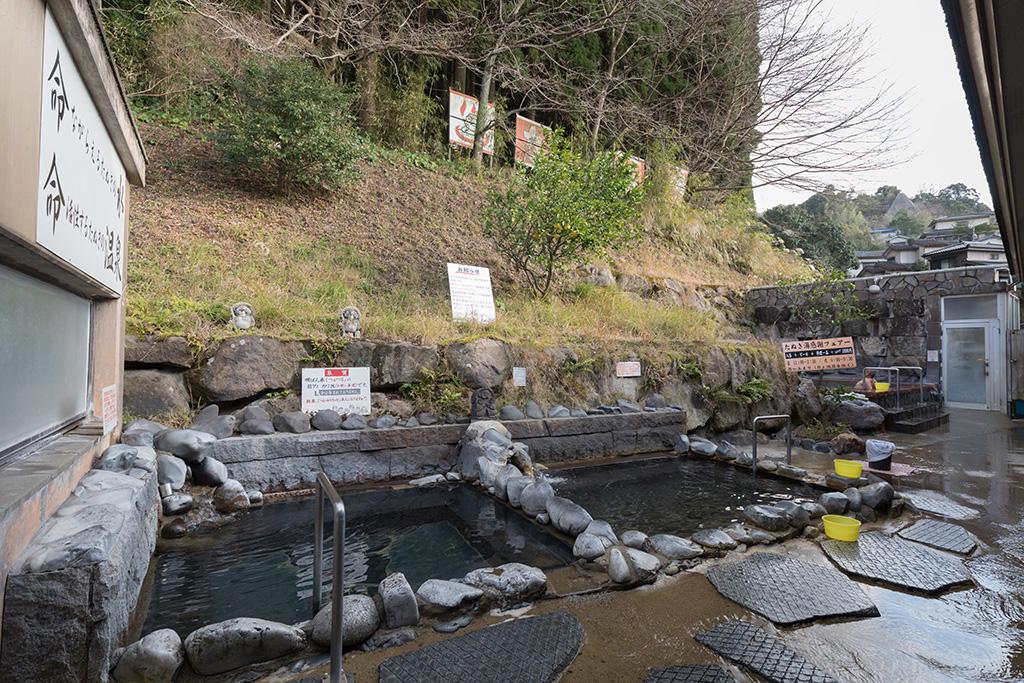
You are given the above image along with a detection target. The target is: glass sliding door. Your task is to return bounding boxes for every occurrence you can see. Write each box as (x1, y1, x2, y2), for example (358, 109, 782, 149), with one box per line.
(943, 325, 989, 407)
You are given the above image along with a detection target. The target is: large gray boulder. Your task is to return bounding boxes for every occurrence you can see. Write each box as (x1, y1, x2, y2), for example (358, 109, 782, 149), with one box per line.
(647, 534, 704, 559)
(444, 339, 513, 388)
(124, 369, 190, 417)
(794, 377, 823, 424)
(191, 456, 228, 487)
(546, 496, 593, 536)
(372, 342, 440, 389)
(97, 444, 139, 473)
(416, 579, 483, 615)
(573, 533, 612, 560)
(829, 399, 885, 431)
(213, 479, 250, 513)
(125, 335, 193, 369)
(183, 618, 305, 676)
(111, 629, 184, 683)
(607, 548, 633, 584)
(743, 504, 789, 531)
(310, 594, 380, 648)
(626, 548, 662, 583)
(505, 475, 533, 508)
(819, 492, 849, 514)
(463, 563, 547, 603)
(153, 429, 216, 464)
(189, 336, 309, 402)
(689, 438, 717, 457)
(379, 573, 420, 628)
(273, 411, 312, 434)
(621, 530, 648, 549)
(584, 520, 619, 546)
(520, 479, 555, 517)
(860, 481, 895, 509)
(157, 455, 187, 490)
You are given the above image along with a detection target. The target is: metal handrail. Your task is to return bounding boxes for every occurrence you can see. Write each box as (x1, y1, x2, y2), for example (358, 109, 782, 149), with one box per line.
(751, 414, 792, 490)
(313, 472, 346, 683)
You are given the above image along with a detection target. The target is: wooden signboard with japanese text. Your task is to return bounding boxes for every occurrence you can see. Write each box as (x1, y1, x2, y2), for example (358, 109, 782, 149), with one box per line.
(781, 337, 857, 372)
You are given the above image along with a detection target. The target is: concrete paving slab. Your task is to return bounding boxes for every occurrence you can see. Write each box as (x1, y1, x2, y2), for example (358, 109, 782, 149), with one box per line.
(378, 611, 583, 683)
(901, 490, 979, 520)
(645, 664, 736, 683)
(695, 620, 838, 683)
(821, 531, 972, 593)
(898, 519, 977, 555)
(706, 553, 879, 625)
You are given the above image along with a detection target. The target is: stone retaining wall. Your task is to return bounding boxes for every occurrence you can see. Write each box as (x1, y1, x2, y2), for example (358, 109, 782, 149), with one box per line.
(0, 464, 159, 683)
(212, 412, 687, 492)
(746, 266, 1007, 379)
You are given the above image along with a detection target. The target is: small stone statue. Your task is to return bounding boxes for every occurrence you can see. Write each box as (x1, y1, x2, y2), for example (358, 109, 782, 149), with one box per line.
(340, 306, 362, 339)
(229, 302, 255, 330)
(471, 388, 497, 421)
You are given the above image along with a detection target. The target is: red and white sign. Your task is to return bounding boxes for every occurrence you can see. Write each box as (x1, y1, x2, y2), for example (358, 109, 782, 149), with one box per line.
(514, 115, 549, 167)
(301, 367, 371, 415)
(101, 384, 118, 435)
(781, 337, 857, 372)
(616, 361, 642, 378)
(448, 89, 495, 155)
(447, 262, 496, 323)
(625, 155, 646, 185)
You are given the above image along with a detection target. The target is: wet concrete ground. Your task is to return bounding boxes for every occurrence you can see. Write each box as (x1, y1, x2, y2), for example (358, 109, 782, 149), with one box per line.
(270, 409, 1024, 683)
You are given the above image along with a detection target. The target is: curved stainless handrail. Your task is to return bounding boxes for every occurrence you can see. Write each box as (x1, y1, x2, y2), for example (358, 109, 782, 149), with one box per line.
(313, 472, 346, 683)
(751, 414, 792, 490)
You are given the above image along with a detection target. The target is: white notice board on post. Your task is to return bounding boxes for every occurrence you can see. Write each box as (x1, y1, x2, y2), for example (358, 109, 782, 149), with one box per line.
(36, 9, 127, 295)
(447, 262, 496, 323)
(301, 367, 371, 415)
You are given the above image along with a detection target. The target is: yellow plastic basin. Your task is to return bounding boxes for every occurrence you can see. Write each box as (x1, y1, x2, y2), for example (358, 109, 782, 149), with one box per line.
(834, 459, 863, 479)
(822, 514, 862, 542)
(875, 381, 890, 392)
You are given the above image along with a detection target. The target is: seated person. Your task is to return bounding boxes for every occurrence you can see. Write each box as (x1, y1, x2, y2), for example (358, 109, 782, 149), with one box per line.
(853, 370, 877, 392)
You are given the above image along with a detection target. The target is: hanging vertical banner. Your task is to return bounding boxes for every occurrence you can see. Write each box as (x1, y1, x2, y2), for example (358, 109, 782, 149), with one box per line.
(447, 262, 496, 323)
(36, 9, 126, 295)
(448, 89, 495, 155)
(514, 115, 549, 167)
(101, 384, 118, 435)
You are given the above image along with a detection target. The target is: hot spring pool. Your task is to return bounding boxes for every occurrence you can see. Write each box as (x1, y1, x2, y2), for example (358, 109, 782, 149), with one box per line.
(549, 456, 820, 535)
(138, 484, 573, 637)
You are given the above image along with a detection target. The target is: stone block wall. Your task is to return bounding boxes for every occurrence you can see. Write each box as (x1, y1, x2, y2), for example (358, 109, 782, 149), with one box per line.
(211, 412, 687, 493)
(746, 266, 1007, 380)
(0, 466, 159, 683)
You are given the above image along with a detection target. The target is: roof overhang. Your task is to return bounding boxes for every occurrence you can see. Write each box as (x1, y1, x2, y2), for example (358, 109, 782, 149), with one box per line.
(941, 0, 1022, 278)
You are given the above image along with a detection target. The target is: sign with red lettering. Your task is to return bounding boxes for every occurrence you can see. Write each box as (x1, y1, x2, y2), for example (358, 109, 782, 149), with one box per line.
(301, 367, 371, 415)
(448, 89, 495, 155)
(781, 337, 857, 372)
(447, 262, 496, 323)
(514, 115, 549, 167)
(616, 361, 642, 378)
(101, 384, 118, 435)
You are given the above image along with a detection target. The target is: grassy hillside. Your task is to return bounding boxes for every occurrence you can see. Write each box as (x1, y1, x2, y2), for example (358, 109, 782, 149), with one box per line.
(126, 124, 809, 350)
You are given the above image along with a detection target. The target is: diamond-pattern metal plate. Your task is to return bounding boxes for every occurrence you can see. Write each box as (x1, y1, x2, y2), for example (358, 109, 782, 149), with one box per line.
(706, 553, 879, 625)
(898, 519, 977, 555)
(901, 490, 979, 520)
(378, 611, 583, 683)
(694, 620, 837, 683)
(645, 664, 736, 683)
(821, 531, 972, 593)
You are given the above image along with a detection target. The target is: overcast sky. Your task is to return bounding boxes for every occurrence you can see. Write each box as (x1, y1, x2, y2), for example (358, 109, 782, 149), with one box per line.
(752, 0, 992, 213)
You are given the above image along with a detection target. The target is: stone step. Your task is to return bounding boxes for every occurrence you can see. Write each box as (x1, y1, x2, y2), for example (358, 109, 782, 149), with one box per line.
(889, 412, 950, 434)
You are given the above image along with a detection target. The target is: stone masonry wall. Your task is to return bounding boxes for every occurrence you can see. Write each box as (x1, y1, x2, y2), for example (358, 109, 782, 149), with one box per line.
(212, 411, 687, 493)
(746, 266, 1008, 380)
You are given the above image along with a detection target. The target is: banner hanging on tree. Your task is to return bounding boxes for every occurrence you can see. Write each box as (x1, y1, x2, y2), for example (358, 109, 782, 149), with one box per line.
(514, 115, 549, 167)
(448, 89, 495, 155)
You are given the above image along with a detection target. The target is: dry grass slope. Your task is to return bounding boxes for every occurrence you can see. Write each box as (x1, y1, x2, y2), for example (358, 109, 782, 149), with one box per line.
(127, 124, 808, 350)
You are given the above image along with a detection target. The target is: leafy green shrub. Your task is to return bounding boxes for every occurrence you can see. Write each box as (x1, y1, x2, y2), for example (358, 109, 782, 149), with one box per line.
(484, 133, 646, 297)
(400, 368, 467, 414)
(211, 58, 361, 191)
(800, 418, 848, 441)
(736, 377, 772, 403)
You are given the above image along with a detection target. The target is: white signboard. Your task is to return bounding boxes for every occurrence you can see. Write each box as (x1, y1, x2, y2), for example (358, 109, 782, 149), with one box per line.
(447, 262, 496, 323)
(101, 384, 118, 435)
(36, 9, 127, 295)
(927, 349, 940, 363)
(448, 89, 495, 155)
(301, 367, 371, 416)
(512, 367, 527, 387)
(616, 361, 642, 378)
